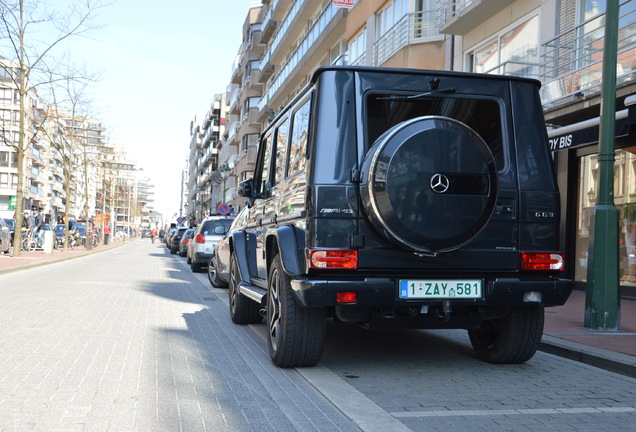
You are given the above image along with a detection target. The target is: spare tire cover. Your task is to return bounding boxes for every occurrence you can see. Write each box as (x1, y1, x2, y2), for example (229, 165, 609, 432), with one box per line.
(361, 116, 498, 253)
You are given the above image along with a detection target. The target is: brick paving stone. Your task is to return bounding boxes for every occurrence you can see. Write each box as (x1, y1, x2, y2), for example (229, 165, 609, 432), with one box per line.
(0, 241, 360, 432)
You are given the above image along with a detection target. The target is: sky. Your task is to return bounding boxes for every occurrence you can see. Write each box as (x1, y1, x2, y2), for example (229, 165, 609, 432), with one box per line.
(57, 0, 258, 219)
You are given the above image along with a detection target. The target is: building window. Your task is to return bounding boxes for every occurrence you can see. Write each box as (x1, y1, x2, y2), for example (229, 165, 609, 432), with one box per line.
(348, 28, 367, 66)
(468, 14, 539, 79)
(575, 148, 636, 288)
(376, 0, 409, 38)
(242, 133, 258, 152)
(0, 172, 17, 188)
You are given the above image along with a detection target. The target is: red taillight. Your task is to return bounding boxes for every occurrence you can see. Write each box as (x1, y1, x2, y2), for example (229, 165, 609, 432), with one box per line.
(521, 252, 565, 271)
(336, 292, 358, 303)
(183, 239, 190, 244)
(309, 249, 358, 269)
(195, 234, 206, 244)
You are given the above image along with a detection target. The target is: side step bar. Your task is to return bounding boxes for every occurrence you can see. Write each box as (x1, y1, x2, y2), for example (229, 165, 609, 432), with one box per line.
(238, 282, 267, 305)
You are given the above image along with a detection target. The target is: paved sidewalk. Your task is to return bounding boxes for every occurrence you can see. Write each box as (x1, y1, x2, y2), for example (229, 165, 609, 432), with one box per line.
(0, 240, 126, 274)
(1, 244, 634, 377)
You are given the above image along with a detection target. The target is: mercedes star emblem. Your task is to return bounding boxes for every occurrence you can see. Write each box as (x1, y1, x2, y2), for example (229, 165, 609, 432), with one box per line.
(430, 173, 450, 193)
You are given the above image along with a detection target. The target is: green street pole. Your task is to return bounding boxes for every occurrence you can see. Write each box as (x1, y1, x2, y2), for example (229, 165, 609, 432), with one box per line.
(585, 0, 621, 330)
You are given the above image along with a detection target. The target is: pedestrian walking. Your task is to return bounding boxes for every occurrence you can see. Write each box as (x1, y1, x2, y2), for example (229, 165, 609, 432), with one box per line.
(103, 224, 111, 245)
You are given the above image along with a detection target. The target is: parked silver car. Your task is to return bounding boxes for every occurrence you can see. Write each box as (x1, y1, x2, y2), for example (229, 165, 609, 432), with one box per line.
(0, 218, 12, 254)
(188, 216, 234, 272)
(208, 208, 248, 287)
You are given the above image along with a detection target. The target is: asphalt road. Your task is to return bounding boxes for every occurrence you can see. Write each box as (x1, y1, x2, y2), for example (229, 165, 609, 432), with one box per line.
(1, 240, 635, 432)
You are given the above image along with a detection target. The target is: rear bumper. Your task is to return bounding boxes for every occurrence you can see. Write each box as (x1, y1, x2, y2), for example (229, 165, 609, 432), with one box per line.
(194, 251, 211, 264)
(290, 276, 573, 308)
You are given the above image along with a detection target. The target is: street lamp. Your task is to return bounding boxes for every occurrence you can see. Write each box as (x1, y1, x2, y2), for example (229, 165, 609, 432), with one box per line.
(219, 164, 232, 203)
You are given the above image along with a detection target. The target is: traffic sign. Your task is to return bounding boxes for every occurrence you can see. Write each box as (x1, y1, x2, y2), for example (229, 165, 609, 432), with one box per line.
(177, 217, 184, 224)
(218, 203, 230, 215)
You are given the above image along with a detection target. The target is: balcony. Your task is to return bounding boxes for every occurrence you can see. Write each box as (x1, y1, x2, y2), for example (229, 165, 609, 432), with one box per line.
(260, 3, 277, 43)
(264, 0, 310, 67)
(227, 85, 241, 115)
(438, 0, 516, 35)
(230, 44, 245, 85)
(540, 3, 636, 111)
(259, 3, 344, 115)
(373, 11, 444, 66)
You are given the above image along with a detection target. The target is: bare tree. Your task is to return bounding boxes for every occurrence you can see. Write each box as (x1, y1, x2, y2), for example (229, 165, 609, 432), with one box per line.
(44, 67, 98, 250)
(0, 0, 106, 256)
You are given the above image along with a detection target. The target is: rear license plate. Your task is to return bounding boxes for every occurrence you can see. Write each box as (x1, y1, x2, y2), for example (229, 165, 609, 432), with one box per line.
(399, 279, 482, 299)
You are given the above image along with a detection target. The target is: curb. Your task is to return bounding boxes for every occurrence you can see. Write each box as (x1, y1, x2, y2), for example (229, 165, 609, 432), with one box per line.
(0, 242, 127, 276)
(540, 335, 636, 378)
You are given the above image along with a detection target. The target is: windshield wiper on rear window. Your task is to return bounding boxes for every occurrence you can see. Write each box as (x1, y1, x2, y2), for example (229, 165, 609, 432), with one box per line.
(377, 88, 457, 101)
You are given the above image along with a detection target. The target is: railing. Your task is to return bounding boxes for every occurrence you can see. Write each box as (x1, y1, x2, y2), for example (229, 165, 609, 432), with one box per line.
(437, 0, 477, 24)
(540, 1, 636, 108)
(373, 11, 443, 66)
(259, 3, 340, 112)
(270, 0, 307, 60)
(482, 60, 541, 80)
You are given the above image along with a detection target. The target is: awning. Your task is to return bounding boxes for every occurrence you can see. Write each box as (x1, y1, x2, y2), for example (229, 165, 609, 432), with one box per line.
(547, 106, 636, 152)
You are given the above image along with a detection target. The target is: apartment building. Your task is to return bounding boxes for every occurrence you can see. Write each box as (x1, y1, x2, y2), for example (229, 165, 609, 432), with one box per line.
(1, 57, 155, 232)
(0, 58, 45, 221)
(187, 93, 226, 223)
(435, 0, 636, 292)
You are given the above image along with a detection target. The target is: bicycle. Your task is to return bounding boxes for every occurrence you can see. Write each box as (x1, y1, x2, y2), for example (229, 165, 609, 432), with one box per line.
(20, 229, 42, 252)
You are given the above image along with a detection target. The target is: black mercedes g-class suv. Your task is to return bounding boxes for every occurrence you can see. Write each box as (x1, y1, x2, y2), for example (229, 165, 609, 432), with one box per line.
(228, 66, 572, 368)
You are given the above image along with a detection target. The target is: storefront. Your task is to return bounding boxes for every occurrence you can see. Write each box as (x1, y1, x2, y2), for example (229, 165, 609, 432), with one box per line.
(550, 102, 636, 295)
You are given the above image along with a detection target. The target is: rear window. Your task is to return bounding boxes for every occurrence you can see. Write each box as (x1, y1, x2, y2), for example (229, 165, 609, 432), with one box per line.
(201, 219, 233, 235)
(365, 93, 505, 170)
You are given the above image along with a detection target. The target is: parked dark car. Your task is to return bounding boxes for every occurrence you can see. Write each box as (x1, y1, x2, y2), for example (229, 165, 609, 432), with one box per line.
(165, 227, 176, 248)
(227, 66, 572, 368)
(179, 229, 194, 257)
(169, 227, 188, 255)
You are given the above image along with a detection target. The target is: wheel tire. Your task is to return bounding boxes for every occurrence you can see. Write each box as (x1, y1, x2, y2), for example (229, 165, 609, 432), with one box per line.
(170, 246, 177, 255)
(180, 250, 186, 257)
(468, 305, 545, 364)
(191, 261, 202, 272)
(187, 256, 192, 264)
(360, 116, 498, 253)
(208, 256, 227, 288)
(228, 252, 262, 324)
(267, 254, 326, 368)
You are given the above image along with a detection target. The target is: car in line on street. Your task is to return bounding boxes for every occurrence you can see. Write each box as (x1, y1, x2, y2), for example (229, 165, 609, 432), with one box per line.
(3, 218, 15, 243)
(188, 216, 234, 273)
(179, 229, 194, 257)
(0, 218, 12, 253)
(226, 66, 572, 368)
(169, 227, 188, 255)
(141, 229, 152, 239)
(165, 227, 176, 248)
(208, 208, 248, 288)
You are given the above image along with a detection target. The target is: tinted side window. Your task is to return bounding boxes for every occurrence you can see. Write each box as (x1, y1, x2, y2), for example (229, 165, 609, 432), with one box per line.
(258, 133, 274, 196)
(289, 98, 311, 176)
(274, 117, 290, 185)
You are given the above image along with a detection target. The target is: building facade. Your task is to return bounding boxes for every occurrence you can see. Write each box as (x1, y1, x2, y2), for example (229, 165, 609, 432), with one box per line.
(0, 57, 156, 233)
